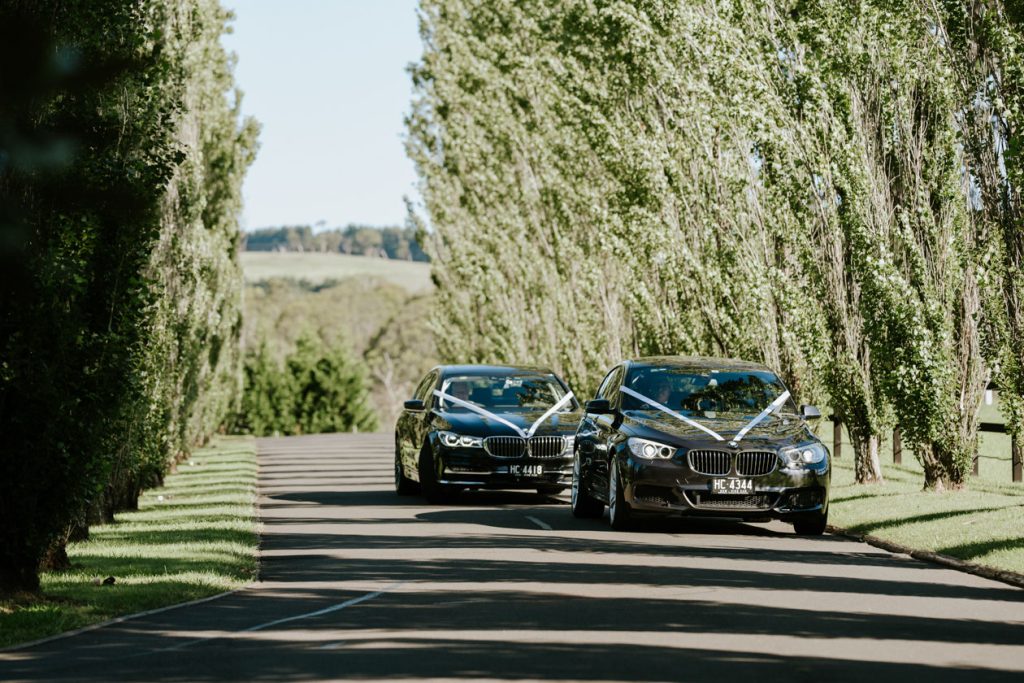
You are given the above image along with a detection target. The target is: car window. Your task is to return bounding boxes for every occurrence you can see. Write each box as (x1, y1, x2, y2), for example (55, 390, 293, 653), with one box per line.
(620, 367, 797, 418)
(438, 373, 577, 412)
(595, 366, 623, 401)
(413, 372, 438, 402)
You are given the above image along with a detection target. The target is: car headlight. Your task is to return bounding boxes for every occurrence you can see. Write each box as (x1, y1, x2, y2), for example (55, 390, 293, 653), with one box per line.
(439, 431, 483, 448)
(627, 437, 676, 460)
(781, 442, 828, 466)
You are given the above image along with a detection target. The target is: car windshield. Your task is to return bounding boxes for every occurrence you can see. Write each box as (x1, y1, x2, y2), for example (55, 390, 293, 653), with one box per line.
(621, 367, 796, 419)
(439, 374, 575, 412)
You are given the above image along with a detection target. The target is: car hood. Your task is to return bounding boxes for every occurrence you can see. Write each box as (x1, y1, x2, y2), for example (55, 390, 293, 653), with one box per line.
(435, 409, 583, 438)
(621, 410, 816, 450)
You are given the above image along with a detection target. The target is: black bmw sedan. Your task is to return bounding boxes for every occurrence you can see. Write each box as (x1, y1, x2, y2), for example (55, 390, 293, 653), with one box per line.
(395, 365, 582, 503)
(572, 356, 830, 534)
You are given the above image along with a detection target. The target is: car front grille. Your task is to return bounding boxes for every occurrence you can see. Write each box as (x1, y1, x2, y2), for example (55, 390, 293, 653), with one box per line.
(528, 436, 567, 459)
(688, 450, 732, 476)
(484, 436, 526, 458)
(688, 449, 779, 477)
(736, 451, 777, 476)
(483, 435, 567, 459)
(687, 492, 775, 510)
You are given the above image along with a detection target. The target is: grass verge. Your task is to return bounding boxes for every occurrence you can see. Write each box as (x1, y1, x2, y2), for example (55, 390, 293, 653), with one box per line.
(0, 436, 258, 649)
(819, 420, 1024, 576)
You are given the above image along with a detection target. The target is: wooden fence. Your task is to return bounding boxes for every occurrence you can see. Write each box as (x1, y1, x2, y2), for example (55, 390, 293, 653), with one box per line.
(828, 418, 1022, 483)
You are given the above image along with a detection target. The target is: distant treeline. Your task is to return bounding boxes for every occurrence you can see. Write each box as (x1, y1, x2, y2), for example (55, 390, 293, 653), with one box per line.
(244, 225, 428, 261)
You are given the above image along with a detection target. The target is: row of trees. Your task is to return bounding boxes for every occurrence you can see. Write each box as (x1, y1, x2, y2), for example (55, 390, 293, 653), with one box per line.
(243, 224, 429, 261)
(408, 0, 1024, 491)
(0, 1, 256, 592)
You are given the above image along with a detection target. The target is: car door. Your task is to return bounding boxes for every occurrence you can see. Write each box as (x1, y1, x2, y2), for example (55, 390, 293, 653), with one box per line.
(400, 370, 439, 478)
(578, 365, 624, 500)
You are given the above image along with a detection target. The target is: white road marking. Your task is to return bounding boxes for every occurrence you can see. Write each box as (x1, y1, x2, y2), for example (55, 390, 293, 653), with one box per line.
(526, 515, 552, 530)
(157, 582, 406, 653)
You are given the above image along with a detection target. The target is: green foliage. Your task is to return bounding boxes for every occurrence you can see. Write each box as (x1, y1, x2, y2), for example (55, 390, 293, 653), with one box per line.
(408, 0, 1022, 490)
(233, 334, 378, 436)
(244, 224, 428, 261)
(240, 276, 438, 428)
(0, 0, 254, 592)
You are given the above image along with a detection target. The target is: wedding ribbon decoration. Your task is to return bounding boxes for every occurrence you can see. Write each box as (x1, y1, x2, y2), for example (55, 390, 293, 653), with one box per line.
(433, 389, 576, 438)
(619, 386, 726, 441)
(526, 391, 576, 437)
(728, 390, 791, 447)
(618, 385, 792, 446)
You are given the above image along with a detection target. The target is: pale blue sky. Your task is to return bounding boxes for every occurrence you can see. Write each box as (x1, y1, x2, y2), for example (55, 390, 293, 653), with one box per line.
(221, 0, 421, 231)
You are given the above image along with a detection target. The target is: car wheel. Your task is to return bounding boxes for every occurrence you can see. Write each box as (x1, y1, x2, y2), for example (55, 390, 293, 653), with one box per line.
(418, 443, 450, 504)
(571, 450, 604, 518)
(793, 510, 828, 536)
(608, 459, 633, 531)
(394, 438, 419, 496)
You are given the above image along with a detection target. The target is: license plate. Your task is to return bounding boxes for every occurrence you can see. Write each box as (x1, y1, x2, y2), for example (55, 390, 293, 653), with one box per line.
(712, 478, 753, 494)
(510, 464, 543, 476)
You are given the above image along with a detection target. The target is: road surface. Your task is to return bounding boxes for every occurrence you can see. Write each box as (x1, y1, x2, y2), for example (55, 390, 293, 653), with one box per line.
(2, 433, 1023, 682)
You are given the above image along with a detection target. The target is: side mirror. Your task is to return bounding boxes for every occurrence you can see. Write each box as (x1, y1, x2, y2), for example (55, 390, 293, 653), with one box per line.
(801, 404, 822, 420)
(404, 399, 426, 411)
(586, 398, 614, 414)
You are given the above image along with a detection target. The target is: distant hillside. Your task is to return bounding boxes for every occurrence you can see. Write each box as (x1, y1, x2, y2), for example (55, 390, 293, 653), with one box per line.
(243, 224, 428, 262)
(240, 252, 433, 293)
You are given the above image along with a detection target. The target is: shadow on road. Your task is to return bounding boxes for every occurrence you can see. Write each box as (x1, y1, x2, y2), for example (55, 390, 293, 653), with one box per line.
(3, 433, 1022, 683)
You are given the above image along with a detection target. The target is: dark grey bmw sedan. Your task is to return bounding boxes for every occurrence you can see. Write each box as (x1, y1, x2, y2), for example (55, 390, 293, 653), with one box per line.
(572, 356, 830, 534)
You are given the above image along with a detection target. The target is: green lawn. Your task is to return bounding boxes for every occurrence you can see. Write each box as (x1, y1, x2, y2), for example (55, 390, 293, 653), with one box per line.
(0, 436, 258, 649)
(240, 251, 432, 292)
(819, 418, 1024, 575)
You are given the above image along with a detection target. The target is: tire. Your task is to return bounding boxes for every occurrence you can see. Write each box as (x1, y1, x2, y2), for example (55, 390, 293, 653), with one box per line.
(571, 451, 604, 518)
(394, 439, 419, 496)
(793, 510, 828, 536)
(418, 443, 451, 504)
(608, 459, 633, 531)
(536, 484, 563, 497)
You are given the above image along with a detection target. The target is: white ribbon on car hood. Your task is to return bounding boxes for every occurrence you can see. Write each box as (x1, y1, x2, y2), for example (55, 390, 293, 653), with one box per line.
(728, 390, 791, 447)
(618, 385, 792, 446)
(432, 389, 575, 439)
(526, 391, 576, 437)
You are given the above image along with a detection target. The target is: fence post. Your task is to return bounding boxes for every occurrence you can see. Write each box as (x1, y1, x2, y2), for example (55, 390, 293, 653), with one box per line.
(973, 452, 980, 476)
(1013, 434, 1022, 483)
(833, 417, 842, 460)
(893, 427, 902, 465)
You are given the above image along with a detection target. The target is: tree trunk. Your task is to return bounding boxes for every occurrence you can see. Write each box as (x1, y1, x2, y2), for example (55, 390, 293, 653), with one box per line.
(39, 540, 70, 572)
(0, 560, 40, 595)
(851, 427, 884, 484)
(919, 444, 944, 491)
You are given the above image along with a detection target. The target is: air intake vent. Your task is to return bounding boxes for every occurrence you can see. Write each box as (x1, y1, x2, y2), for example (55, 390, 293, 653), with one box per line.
(688, 450, 732, 476)
(687, 492, 774, 510)
(736, 451, 777, 476)
(484, 436, 526, 458)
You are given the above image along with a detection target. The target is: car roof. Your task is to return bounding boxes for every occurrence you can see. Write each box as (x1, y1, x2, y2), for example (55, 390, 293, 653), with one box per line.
(625, 355, 776, 373)
(437, 364, 560, 378)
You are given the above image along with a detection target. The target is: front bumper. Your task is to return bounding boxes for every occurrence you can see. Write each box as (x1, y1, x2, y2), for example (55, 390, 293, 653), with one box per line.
(621, 453, 829, 520)
(435, 445, 572, 489)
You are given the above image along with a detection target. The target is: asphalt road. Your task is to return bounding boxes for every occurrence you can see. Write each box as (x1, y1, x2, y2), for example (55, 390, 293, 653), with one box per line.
(2, 432, 1023, 682)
